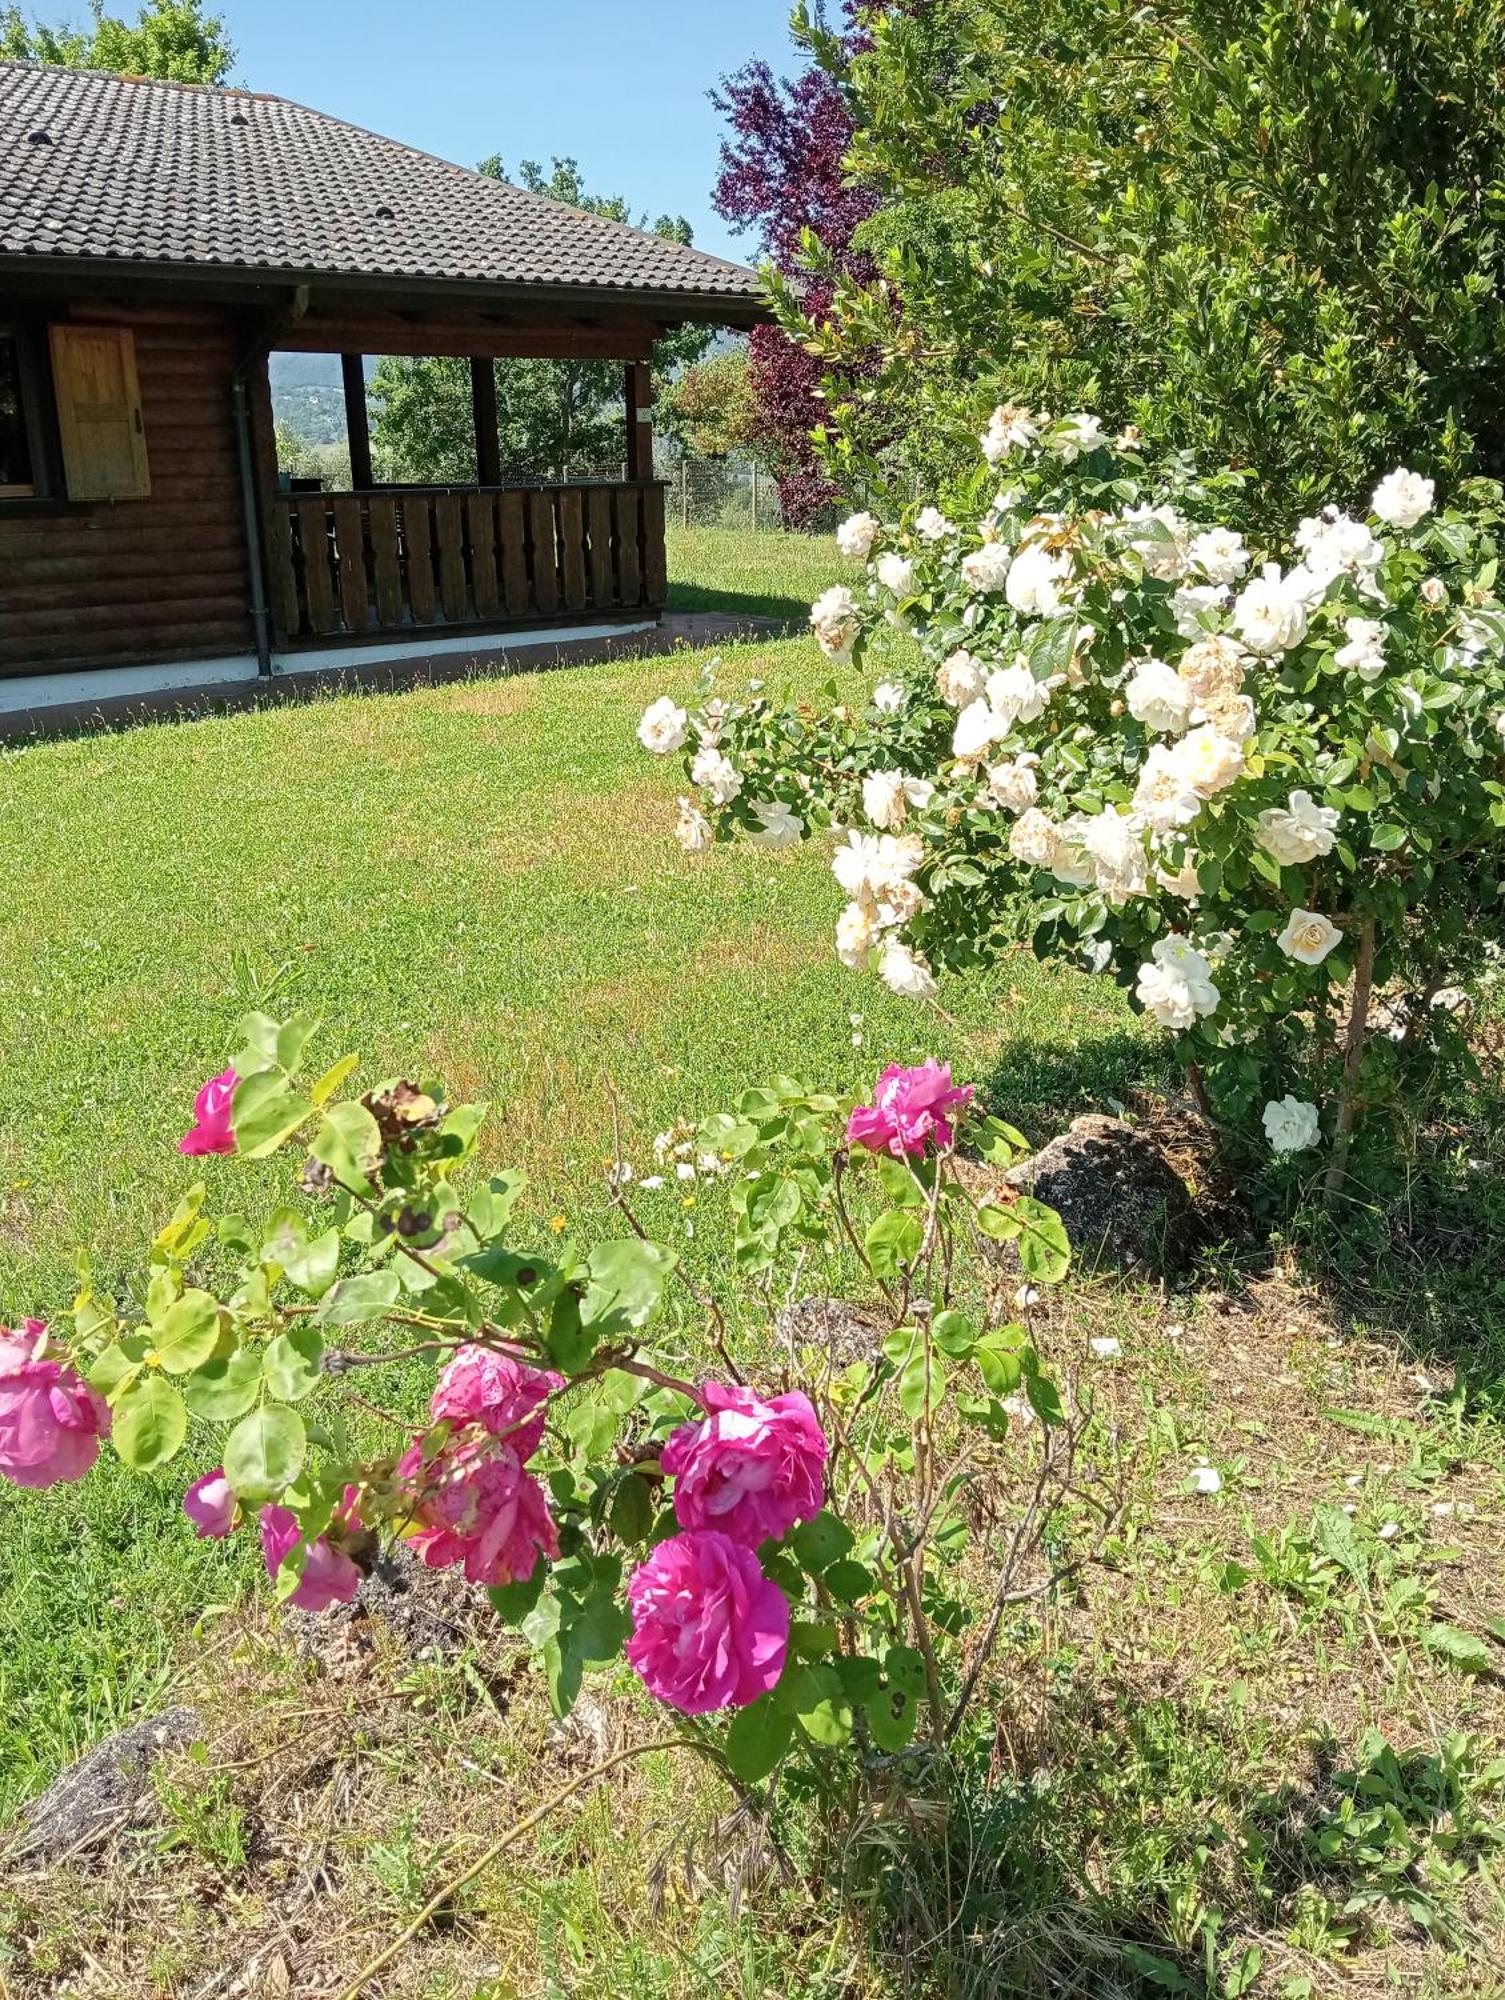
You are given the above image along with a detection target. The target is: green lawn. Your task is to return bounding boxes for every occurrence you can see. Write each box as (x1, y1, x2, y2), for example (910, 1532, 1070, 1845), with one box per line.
(665, 521, 836, 622)
(0, 558, 1140, 1819)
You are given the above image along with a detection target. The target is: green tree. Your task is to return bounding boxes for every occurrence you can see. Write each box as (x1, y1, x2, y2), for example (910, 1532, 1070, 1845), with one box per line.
(657, 346, 762, 461)
(0, 0, 233, 81)
(370, 157, 714, 484)
(784, 0, 1505, 524)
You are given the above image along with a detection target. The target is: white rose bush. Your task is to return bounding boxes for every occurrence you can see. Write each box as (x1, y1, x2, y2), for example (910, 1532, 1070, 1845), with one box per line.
(640, 417, 1505, 1200)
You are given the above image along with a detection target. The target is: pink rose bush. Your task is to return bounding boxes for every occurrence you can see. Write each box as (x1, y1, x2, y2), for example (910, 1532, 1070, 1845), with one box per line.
(183, 1469, 236, 1539)
(429, 1344, 561, 1457)
(662, 1383, 827, 1547)
(846, 1059, 974, 1160)
(624, 1529, 791, 1714)
(260, 1490, 363, 1613)
(179, 1068, 238, 1156)
(397, 1437, 559, 1587)
(0, 1320, 111, 1489)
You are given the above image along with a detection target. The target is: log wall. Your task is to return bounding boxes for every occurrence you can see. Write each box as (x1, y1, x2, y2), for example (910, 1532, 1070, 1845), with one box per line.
(0, 302, 252, 676)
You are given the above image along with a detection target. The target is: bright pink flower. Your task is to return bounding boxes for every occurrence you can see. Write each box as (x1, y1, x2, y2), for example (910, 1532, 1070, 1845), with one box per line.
(663, 1383, 827, 1546)
(624, 1530, 790, 1714)
(397, 1437, 558, 1588)
(183, 1469, 236, 1539)
(179, 1068, 238, 1157)
(0, 1319, 111, 1490)
(846, 1059, 974, 1160)
(429, 1345, 561, 1460)
(259, 1493, 362, 1613)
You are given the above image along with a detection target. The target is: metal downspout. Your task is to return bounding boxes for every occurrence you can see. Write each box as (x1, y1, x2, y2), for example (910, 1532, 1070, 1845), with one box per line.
(231, 372, 273, 677)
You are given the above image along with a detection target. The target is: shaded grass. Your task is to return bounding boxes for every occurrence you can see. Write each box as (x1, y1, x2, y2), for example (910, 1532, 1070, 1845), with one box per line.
(0, 631, 1134, 1820)
(665, 523, 841, 623)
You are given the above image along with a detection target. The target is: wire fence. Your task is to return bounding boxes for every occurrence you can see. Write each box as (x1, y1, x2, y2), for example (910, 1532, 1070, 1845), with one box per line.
(559, 455, 790, 532)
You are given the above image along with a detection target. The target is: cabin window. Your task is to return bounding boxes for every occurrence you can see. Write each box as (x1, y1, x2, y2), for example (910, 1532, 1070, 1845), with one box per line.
(0, 332, 36, 497)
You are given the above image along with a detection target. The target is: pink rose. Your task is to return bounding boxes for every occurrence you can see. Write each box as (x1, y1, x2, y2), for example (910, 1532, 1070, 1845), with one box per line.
(397, 1437, 559, 1588)
(259, 1492, 362, 1613)
(0, 1319, 111, 1490)
(624, 1530, 789, 1714)
(183, 1469, 236, 1539)
(430, 1345, 561, 1460)
(846, 1058, 974, 1160)
(663, 1383, 827, 1546)
(180, 1068, 238, 1157)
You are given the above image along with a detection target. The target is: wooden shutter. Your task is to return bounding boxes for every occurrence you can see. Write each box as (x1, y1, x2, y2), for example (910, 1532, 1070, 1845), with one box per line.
(47, 325, 151, 501)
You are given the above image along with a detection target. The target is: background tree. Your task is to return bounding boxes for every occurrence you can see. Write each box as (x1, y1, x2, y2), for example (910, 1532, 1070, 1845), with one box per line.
(369, 158, 713, 484)
(711, 4, 886, 528)
(0, 0, 233, 80)
(784, 0, 1505, 524)
(656, 345, 762, 462)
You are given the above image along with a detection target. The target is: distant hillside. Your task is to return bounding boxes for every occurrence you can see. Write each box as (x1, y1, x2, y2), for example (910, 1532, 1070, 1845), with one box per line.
(269, 352, 377, 447)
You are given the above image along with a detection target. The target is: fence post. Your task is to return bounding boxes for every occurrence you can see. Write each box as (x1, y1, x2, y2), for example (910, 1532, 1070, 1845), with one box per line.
(752, 462, 760, 534)
(681, 461, 689, 530)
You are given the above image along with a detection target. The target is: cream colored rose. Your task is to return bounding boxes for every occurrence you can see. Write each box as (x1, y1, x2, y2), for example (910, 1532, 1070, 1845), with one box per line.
(1277, 908, 1342, 966)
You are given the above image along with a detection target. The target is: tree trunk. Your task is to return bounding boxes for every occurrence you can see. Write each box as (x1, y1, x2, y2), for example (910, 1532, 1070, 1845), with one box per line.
(1323, 917, 1378, 1208)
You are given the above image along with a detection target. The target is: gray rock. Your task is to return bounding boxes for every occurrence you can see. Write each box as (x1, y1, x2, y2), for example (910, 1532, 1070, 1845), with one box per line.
(997, 1115, 1195, 1275)
(9, 1705, 200, 1864)
(281, 1542, 476, 1667)
(775, 1295, 886, 1367)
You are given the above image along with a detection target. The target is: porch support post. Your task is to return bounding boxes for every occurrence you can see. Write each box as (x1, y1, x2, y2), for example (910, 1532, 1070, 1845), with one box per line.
(471, 356, 502, 487)
(625, 360, 654, 481)
(341, 352, 374, 490)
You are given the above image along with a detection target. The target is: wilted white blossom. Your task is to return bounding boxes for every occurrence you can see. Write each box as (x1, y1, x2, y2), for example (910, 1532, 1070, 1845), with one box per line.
(936, 648, 987, 709)
(960, 541, 1013, 595)
(914, 506, 955, 542)
(987, 661, 1052, 727)
(836, 511, 881, 561)
(981, 402, 1043, 464)
(880, 939, 938, 1000)
(862, 770, 934, 831)
(690, 745, 742, 805)
(1049, 412, 1108, 462)
(1335, 617, 1387, 682)
(872, 680, 908, 715)
(674, 796, 713, 854)
(986, 754, 1039, 813)
(1126, 657, 1193, 735)
(747, 801, 803, 850)
(1256, 790, 1340, 866)
(810, 585, 862, 662)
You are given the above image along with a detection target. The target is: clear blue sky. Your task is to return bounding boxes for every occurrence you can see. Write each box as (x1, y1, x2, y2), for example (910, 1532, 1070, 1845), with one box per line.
(219, 0, 799, 264)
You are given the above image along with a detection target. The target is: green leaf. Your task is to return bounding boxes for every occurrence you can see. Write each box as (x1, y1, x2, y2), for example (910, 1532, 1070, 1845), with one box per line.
(262, 1326, 325, 1402)
(930, 1309, 977, 1358)
(487, 1562, 547, 1626)
(313, 1269, 401, 1327)
(311, 1098, 384, 1198)
(789, 1511, 855, 1572)
(153, 1290, 222, 1375)
(865, 1208, 923, 1278)
(112, 1374, 187, 1470)
(580, 1239, 677, 1338)
(184, 1345, 264, 1420)
(224, 1404, 307, 1501)
(1425, 1624, 1493, 1675)
(1025, 1372, 1065, 1427)
(1012, 1198, 1071, 1284)
(546, 1288, 595, 1373)
(974, 1336, 1023, 1397)
(976, 1202, 1022, 1243)
(899, 1348, 945, 1421)
(725, 1697, 794, 1782)
(263, 1210, 341, 1299)
(608, 1472, 655, 1546)
(824, 1558, 877, 1605)
(231, 1071, 316, 1159)
(1313, 1502, 1368, 1584)
(88, 1339, 144, 1400)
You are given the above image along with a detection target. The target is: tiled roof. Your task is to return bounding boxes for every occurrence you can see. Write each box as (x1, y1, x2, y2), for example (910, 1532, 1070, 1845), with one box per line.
(0, 62, 765, 312)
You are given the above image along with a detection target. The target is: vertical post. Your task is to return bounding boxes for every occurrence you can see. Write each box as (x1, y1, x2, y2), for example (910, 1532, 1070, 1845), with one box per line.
(752, 461, 760, 533)
(471, 357, 501, 487)
(341, 352, 373, 491)
(624, 360, 654, 483)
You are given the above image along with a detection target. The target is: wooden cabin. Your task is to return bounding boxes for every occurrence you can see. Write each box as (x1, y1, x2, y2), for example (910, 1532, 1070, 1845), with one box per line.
(0, 62, 766, 713)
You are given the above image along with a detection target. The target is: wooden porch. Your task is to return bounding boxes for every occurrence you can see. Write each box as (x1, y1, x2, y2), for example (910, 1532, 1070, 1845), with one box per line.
(264, 478, 668, 647)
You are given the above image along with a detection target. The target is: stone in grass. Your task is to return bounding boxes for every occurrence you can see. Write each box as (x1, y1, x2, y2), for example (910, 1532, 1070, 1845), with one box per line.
(995, 1114, 1195, 1276)
(9, 1705, 200, 1865)
(281, 1543, 477, 1669)
(775, 1296, 887, 1368)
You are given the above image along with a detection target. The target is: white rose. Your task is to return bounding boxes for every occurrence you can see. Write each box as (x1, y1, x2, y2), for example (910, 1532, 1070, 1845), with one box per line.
(1009, 807, 1063, 871)
(1049, 816, 1097, 889)
(1277, 908, 1343, 966)
(810, 584, 862, 662)
(747, 800, 803, 850)
(880, 939, 938, 1000)
(1049, 411, 1108, 462)
(914, 506, 954, 542)
(1005, 540, 1070, 617)
(960, 540, 1013, 595)
(836, 511, 881, 561)
(1135, 936, 1220, 1030)
(1120, 504, 1189, 581)
(987, 754, 1039, 813)
(1080, 808, 1149, 902)
(1126, 657, 1193, 735)
(1335, 616, 1387, 682)
(1178, 635, 1247, 705)
(674, 796, 713, 853)
(873, 680, 907, 715)
(937, 648, 987, 709)
(832, 829, 925, 900)
(862, 769, 934, 831)
(987, 661, 1052, 727)
(1188, 527, 1249, 585)
(835, 900, 878, 969)
(1371, 467, 1435, 530)
(638, 695, 688, 755)
(953, 698, 1007, 762)
(690, 745, 742, 805)
(1174, 724, 1246, 798)
(1132, 745, 1204, 834)
(981, 402, 1042, 464)
(1172, 581, 1231, 637)
(1233, 564, 1309, 655)
(1198, 692, 1257, 744)
(1156, 855, 1204, 902)
(1295, 508, 1385, 582)
(1255, 789, 1340, 866)
(1263, 1095, 1321, 1154)
(876, 552, 915, 597)
(1421, 576, 1448, 608)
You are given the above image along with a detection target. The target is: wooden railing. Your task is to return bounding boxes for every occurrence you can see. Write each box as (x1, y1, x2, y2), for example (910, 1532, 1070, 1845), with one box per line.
(264, 480, 668, 646)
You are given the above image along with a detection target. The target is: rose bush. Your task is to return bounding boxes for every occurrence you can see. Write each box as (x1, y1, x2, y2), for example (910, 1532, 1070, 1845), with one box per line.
(640, 421, 1505, 1196)
(4, 1018, 1096, 1800)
